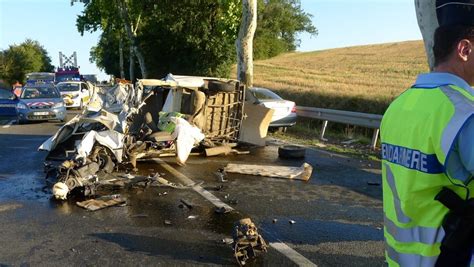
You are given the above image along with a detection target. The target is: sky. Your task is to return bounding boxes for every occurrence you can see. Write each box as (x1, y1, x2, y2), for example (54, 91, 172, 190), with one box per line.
(0, 0, 423, 80)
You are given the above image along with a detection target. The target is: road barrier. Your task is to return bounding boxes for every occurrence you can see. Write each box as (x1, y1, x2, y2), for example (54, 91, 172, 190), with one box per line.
(295, 106, 383, 149)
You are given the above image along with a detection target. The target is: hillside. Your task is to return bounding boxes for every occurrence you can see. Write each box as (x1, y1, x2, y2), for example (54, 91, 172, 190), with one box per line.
(251, 40, 428, 115)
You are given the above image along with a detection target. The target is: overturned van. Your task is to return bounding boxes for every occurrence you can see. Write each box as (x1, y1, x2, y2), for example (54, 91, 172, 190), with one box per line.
(40, 74, 273, 199)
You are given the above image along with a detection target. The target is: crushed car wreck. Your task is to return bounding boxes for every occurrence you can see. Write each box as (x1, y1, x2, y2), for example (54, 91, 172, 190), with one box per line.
(40, 74, 273, 200)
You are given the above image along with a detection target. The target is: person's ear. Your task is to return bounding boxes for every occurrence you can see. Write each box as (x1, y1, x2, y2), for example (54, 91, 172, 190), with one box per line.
(458, 39, 472, 61)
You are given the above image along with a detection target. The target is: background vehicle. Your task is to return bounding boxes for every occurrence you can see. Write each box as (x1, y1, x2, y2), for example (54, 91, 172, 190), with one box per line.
(17, 84, 66, 123)
(248, 87, 297, 131)
(0, 85, 19, 120)
(26, 72, 56, 83)
(56, 81, 90, 109)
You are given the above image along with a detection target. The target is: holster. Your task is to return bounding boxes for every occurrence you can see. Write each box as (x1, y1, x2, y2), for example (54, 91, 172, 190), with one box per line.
(434, 187, 474, 267)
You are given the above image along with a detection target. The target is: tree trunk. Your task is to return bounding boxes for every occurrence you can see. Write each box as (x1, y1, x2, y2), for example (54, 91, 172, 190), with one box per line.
(415, 0, 437, 70)
(236, 0, 257, 88)
(117, 0, 147, 78)
(119, 37, 125, 79)
(129, 44, 135, 82)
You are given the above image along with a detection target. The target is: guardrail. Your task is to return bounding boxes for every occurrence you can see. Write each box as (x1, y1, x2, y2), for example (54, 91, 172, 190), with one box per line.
(295, 106, 383, 149)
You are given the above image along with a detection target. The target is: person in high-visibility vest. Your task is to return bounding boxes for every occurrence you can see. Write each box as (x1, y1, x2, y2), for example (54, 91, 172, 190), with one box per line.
(381, 1, 474, 266)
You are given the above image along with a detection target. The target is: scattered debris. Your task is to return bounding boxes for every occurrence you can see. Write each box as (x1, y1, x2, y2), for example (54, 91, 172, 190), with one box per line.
(272, 219, 278, 223)
(205, 145, 250, 157)
(215, 168, 228, 182)
(224, 163, 313, 181)
(341, 139, 359, 145)
(180, 199, 194, 209)
(164, 220, 172, 225)
(215, 206, 232, 214)
(289, 220, 296, 224)
(158, 191, 168, 196)
(130, 214, 149, 218)
(232, 218, 267, 266)
(222, 237, 234, 245)
(76, 194, 126, 211)
(187, 215, 198, 219)
(367, 181, 381, 186)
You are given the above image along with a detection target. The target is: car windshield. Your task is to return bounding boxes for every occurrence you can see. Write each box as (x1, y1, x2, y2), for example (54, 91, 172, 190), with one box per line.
(0, 89, 15, 100)
(251, 88, 283, 100)
(57, 83, 80, 92)
(21, 87, 60, 99)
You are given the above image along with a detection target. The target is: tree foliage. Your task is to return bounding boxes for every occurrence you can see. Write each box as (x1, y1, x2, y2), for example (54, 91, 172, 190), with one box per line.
(254, 0, 317, 59)
(76, 0, 316, 79)
(0, 39, 54, 84)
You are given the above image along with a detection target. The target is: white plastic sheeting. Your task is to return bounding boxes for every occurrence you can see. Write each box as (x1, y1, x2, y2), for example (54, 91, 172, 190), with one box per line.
(170, 117, 205, 165)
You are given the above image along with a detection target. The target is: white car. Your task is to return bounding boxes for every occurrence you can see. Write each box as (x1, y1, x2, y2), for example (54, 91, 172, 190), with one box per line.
(248, 87, 297, 130)
(56, 81, 91, 109)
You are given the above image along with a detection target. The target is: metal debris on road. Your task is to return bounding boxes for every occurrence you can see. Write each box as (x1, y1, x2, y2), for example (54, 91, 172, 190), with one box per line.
(289, 220, 296, 224)
(164, 220, 172, 225)
(232, 218, 267, 266)
(214, 168, 228, 182)
(76, 194, 126, 211)
(180, 199, 194, 209)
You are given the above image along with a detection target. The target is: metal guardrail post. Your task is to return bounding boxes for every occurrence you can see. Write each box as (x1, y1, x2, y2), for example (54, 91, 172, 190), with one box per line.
(371, 129, 379, 150)
(320, 120, 328, 141)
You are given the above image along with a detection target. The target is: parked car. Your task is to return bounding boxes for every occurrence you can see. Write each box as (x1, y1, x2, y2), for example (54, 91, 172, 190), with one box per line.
(248, 87, 296, 130)
(17, 84, 66, 123)
(0, 86, 19, 120)
(56, 81, 91, 109)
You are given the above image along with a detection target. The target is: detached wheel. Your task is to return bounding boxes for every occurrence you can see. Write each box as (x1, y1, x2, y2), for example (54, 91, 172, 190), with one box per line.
(278, 145, 306, 159)
(208, 80, 235, 92)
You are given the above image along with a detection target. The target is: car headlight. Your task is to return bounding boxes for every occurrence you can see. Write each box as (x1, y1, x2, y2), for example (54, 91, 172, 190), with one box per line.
(16, 103, 27, 109)
(53, 102, 65, 108)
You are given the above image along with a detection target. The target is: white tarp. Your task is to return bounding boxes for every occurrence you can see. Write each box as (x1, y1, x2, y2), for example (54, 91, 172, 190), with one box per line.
(170, 117, 205, 165)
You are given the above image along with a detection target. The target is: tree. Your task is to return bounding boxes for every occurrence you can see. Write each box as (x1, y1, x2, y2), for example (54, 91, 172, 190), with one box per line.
(254, 0, 317, 59)
(236, 0, 257, 87)
(0, 39, 54, 84)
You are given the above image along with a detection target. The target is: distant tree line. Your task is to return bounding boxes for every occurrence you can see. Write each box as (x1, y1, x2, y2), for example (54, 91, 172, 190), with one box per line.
(0, 39, 54, 84)
(75, 0, 317, 80)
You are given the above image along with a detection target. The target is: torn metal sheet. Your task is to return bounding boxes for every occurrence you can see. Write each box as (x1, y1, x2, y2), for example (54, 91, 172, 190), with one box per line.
(76, 130, 124, 163)
(76, 194, 126, 211)
(232, 218, 268, 266)
(224, 163, 313, 181)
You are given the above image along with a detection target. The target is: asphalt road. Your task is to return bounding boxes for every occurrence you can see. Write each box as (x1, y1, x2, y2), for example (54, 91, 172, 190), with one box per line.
(0, 111, 384, 266)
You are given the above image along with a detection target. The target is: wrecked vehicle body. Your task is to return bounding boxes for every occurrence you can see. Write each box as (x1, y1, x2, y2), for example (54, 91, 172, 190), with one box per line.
(40, 74, 273, 199)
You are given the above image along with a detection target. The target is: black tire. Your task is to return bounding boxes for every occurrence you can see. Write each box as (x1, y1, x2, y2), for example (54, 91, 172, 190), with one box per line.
(278, 145, 306, 159)
(208, 80, 235, 92)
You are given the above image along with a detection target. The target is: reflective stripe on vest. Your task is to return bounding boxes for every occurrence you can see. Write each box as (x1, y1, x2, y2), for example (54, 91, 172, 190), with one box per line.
(386, 244, 438, 267)
(440, 85, 474, 157)
(384, 214, 444, 244)
(385, 164, 412, 224)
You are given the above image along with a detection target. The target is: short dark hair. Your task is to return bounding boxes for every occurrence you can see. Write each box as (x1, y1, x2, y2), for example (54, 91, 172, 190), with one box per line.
(433, 24, 474, 66)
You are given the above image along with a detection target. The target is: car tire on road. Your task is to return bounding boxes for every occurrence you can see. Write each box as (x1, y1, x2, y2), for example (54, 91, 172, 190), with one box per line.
(208, 80, 235, 93)
(278, 145, 306, 159)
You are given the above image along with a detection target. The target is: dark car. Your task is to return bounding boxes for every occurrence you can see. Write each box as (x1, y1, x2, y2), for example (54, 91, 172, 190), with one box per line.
(0, 87, 19, 121)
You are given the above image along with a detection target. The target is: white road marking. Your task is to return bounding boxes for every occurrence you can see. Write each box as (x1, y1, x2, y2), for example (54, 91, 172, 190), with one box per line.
(152, 158, 233, 210)
(2, 120, 15, 128)
(152, 158, 316, 266)
(270, 242, 318, 267)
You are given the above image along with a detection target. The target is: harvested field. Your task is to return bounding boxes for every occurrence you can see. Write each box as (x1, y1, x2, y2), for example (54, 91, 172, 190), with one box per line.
(247, 40, 428, 115)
